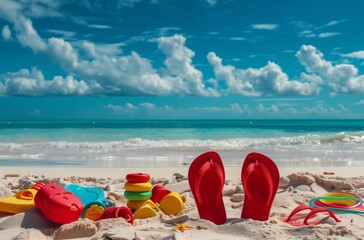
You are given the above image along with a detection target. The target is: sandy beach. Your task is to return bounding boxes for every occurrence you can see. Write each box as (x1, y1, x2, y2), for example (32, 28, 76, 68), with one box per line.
(0, 166, 364, 240)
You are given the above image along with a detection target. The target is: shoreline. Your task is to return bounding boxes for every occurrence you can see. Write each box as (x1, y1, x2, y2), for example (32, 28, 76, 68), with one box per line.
(1, 166, 363, 178)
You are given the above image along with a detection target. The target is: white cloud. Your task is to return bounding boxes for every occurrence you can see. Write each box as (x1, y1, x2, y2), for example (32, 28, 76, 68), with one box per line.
(0, 68, 91, 96)
(157, 35, 219, 96)
(46, 29, 76, 39)
(251, 24, 278, 30)
(298, 30, 315, 38)
(300, 104, 349, 115)
(318, 32, 341, 38)
(294, 19, 343, 39)
(88, 24, 112, 29)
(206, 0, 217, 6)
(117, 0, 144, 8)
(296, 45, 364, 94)
(207, 52, 318, 96)
(229, 37, 246, 41)
(256, 104, 279, 113)
(356, 100, 364, 105)
(341, 50, 364, 59)
(0, 0, 47, 51)
(1, 25, 11, 40)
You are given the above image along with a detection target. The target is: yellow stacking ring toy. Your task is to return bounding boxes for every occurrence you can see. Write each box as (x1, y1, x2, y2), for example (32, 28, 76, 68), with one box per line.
(124, 182, 153, 192)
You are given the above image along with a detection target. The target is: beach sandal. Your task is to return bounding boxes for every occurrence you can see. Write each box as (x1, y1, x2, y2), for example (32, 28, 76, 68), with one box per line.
(0, 182, 45, 214)
(99, 206, 134, 224)
(283, 204, 341, 226)
(241, 152, 279, 221)
(188, 151, 226, 225)
(34, 183, 84, 224)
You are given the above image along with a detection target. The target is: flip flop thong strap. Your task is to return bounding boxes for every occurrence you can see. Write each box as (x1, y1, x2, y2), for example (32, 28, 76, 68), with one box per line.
(242, 160, 274, 206)
(195, 159, 224, 204)
(303, 208, 341, 224)
(285, 204, 312, 222)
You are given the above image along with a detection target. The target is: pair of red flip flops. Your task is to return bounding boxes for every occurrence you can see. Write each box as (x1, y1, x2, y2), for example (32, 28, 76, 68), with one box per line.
(188, 151, 279, 225)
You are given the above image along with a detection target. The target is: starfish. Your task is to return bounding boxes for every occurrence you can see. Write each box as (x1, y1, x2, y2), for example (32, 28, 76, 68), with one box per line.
(174, 223, 193, 232)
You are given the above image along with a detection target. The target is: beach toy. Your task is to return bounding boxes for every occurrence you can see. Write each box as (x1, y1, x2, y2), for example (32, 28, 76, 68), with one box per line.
(188, 151, 226, 225)
(308, 192, 364, 215)
(151, 185, 171, 203)
(126, 199, 159, 212)
(241, 152, 279, 221)
(124, 190, 152, 201)
(159, 192, 184, 216)
(34, 183, 84, 224)
(151, 185, 183, 215)
(99, 206, 134, 224)
(126, 173, 151, 183)
(133, 205, 158, 219)
(65, 184, 115, 221)
(124, 182, 153, 192)
(283, 204, 341, 226)
(0, 182, 45, 214)
(124, 172, 159, 219)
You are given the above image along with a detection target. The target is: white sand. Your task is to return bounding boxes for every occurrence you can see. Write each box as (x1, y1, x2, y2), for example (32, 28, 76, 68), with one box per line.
(0, 166, 364, 240)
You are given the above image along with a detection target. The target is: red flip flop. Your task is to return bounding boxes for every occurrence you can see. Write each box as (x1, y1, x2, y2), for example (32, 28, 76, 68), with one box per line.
(241, 152, 279, 221)
(283, 204, 341, 226)
(188, 151, 226, 225)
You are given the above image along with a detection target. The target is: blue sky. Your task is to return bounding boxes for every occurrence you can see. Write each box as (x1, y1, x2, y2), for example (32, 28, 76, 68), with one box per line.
(1, 0, 364, 120)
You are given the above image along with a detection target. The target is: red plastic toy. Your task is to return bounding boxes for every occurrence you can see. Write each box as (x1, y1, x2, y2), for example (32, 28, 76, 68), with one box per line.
(34, 183, 84, 224)
(126, 173, 150, 183)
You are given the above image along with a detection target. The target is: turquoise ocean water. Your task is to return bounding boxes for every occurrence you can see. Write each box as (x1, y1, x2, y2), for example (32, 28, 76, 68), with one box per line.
(0, 120, 363, 168)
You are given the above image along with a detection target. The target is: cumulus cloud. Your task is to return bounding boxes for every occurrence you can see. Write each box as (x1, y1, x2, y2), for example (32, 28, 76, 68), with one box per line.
(296, 45, 364, 94)
(1, 0, 364, 98)
(2, 25, 11, 40)
(207, 52, 318, 96)
(0, 0, 47, 51)
(0, 68, 91, 96)
(157, 35, 218, 96)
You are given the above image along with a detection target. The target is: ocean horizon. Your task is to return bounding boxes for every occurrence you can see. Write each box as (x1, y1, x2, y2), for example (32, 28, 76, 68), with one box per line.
(0, 119, 363, 168)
